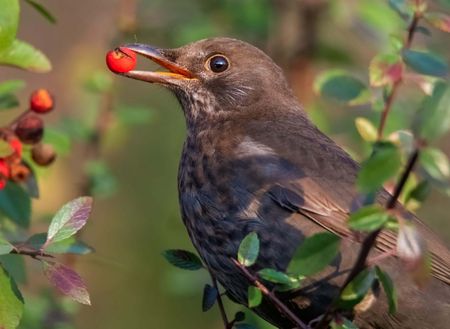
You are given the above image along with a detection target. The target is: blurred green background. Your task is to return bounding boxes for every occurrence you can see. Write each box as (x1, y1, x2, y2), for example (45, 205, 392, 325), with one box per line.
(1, 0, 449, 328)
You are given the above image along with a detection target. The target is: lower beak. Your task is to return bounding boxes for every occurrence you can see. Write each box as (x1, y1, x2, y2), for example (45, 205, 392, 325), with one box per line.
(119, 43, 194, 84)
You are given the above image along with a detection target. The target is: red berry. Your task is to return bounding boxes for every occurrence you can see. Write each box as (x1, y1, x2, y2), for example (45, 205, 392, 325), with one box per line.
(30, 89, 54, 113)
(8, 138, 22, 162)
(0, 159, 9, 190)
(106, 47, 137, 73)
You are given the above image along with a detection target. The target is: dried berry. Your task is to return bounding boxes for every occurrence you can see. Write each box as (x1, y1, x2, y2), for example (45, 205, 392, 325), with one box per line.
(10, 163, 30, 183)
(15, 115, 44, 144)
(30, 89, 54, 113)
(106, 47, 137, 73)
(31, 143, 56, 166)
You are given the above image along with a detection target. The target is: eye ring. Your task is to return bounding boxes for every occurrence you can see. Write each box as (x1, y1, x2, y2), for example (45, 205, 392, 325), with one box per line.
(206, 54, 230, 73)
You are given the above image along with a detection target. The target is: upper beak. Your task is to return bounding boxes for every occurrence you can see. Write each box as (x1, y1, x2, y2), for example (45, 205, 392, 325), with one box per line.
(119, 43, 194, 84)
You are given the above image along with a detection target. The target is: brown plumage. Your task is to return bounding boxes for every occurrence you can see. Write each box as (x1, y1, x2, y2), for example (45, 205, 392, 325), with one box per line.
(118, 38, 450, 328)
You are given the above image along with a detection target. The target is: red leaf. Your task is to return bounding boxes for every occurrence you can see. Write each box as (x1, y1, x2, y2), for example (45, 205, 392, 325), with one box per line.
(369, 54, 403, 87)
(43, 261, 91, 305)
(425, 12, 450, 33)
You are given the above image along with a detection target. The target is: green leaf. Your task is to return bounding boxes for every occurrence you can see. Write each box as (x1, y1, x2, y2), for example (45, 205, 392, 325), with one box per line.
(414, 82, 450, 140)
(375, 266, 397, 314)
(0, 39, 51, 72)
(402, 49, 448, 78)
(43, 261, 91, 305)
(0, 234, 13, 255)
(0, 139, 14, 157)
(247, 286, 262, 308)
(0, 265, 24, 329)
(0, 80, 25, 94)
(357, 142, 402, 193)
(0, 0, 19, 50)
(238, 232, 260, 267)
(420, 148, 450, 181)
(26, 233, 93, 255)
(0, 80, 25, 111)
(424, 12, 450, 33)
(388, 0, 413, 20)
(43, 128, 71, 155)
(0, 93, 19, 110)
(24, 0, 56, 24)
(0, 255, 26, 284)
(341, 268, 376, 302)
(258, 268, 295, 285)
(406, 180, 430, 203)
(348, 205, 390, 231)
(45, 197, 93, 247)
(355, 117, 377, 142)
(369, 54, 403, 87)
(202, 284, 217, 312)
(314, 70, 368, 104)
(287, 232, 340, 276)
(162, 249, 203, 270)
(0, 182, 31, 228)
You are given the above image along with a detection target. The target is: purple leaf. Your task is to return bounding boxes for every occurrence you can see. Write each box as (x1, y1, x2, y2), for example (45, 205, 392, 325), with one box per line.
(43, 261, 91, 305)
(45, 197, 93, 247)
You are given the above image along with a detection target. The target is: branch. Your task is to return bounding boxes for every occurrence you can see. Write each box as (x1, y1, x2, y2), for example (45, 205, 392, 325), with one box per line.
(315, 11, 423, 329)
(231, 259, 309, 329)
(208, 271, 232, 329)
(10, 246, 54, 260)
(377, 12, 420, 140)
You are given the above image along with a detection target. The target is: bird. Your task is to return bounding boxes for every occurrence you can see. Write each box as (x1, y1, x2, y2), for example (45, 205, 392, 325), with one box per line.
(115, 38, 450, 328)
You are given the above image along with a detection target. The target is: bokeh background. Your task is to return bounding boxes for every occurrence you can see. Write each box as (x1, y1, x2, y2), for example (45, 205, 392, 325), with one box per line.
(1, 1, 449, 328)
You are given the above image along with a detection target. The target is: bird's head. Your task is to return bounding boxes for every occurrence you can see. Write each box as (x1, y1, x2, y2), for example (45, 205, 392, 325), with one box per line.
(118, 38, 295, 125)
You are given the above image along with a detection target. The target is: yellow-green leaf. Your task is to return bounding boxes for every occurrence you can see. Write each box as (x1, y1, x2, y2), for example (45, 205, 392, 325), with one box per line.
(348, 205, 390, 231)
(248, 286, 262, 308)
(238, 232, 259, 267)
(0, 265, 24, 329)
(0, 0, 19, 51)
(355, 117, 377, 142)
(0, 39, 51, 72)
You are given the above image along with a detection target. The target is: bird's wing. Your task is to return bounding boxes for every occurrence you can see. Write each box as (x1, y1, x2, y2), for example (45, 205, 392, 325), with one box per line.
(236, 118, 450, 284)
(266, 170, 450, 285)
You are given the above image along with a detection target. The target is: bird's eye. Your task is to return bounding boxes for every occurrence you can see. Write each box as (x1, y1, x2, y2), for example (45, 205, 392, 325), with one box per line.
(207, 55, 229, 73)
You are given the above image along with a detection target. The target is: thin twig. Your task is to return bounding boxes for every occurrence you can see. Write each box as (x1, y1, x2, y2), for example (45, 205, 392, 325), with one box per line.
(208, 271, 231, 329)
(315, 147, 420, 329)
(10, 246, 54, 259)
(377, 12, 420, 140)
(231, 259, 309, 329)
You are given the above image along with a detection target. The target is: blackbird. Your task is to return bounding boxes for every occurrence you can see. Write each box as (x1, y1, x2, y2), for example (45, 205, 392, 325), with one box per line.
(116, 38, 450, 328)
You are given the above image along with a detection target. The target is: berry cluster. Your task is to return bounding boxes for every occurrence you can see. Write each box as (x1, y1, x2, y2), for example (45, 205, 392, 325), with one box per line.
(0, 89, 57, 189)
